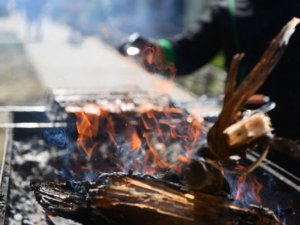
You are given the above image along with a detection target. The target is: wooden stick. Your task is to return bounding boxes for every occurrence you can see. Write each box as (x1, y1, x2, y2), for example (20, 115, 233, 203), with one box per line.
(208, 18, 300, 160)
(223, 53, 244, 106)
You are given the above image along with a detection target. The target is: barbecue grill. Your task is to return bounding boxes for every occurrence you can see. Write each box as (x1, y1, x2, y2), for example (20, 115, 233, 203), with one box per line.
(0, 88, 299, 225)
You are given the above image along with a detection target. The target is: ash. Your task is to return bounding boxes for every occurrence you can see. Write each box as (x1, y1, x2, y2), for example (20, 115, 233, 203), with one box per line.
(6, 138, 83, 225)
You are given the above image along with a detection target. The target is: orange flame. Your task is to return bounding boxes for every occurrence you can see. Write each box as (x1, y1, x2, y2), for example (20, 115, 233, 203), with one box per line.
(105, 115, 117, 147)
(74, 105, 204, 174)
(234, 167, 263, 204)
(177, 154, 191, 164)
(75, 108, 118, 159)
(138, 109, 203, 173)
(186, 118, 202, 152)
(130, 130, 142, 150)
(143, 133, 170, 172)
(75, 111, 100, 160)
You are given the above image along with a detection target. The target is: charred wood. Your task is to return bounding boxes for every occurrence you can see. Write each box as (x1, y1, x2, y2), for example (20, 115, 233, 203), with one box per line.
(32, 173, 281, 225)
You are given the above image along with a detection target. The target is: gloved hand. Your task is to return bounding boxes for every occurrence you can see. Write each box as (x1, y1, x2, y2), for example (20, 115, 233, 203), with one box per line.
(118, 33, 153, 56)
(118, 33, 173, 74)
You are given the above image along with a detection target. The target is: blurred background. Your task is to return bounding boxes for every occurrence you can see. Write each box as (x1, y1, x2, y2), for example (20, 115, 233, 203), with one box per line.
(0, 0, 225, 106)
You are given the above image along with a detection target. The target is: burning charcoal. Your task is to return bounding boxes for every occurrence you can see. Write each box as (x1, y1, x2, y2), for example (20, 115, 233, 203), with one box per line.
(31, 173, 281, 225)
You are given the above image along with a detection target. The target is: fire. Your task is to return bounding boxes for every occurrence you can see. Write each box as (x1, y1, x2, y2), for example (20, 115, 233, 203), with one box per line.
(105, 114, 117, 147)
(177, 154, 191, 164)
(75, 111, 100, 160)
(130, 130, 142, 150)
(144, 133, 170, 168)
(234, 167, 263, 205)
(74, 105, 204, 175)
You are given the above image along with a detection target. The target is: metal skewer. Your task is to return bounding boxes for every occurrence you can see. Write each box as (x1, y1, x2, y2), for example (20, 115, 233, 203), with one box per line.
(247, 151, 300, 192)
(0, 122, 68, 129)
(0, 106, 48, 112)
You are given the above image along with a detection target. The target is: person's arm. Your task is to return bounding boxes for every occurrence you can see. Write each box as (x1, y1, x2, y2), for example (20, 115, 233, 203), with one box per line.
(158, 0, 227, 75)
(118, 1, 228, 75)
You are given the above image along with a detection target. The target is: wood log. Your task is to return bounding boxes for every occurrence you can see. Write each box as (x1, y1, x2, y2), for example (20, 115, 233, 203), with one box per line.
(31, 173, 281, 225)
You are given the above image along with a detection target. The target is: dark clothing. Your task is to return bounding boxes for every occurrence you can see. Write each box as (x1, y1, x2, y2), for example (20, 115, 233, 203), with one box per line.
(170, 0, 300, 139)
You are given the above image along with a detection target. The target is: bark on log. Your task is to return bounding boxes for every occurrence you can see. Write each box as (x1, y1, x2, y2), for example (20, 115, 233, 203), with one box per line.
(32, 173, 281, 225)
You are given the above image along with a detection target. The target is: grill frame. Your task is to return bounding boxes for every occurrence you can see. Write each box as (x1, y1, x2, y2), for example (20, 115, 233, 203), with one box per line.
(0, 125, 13, 225)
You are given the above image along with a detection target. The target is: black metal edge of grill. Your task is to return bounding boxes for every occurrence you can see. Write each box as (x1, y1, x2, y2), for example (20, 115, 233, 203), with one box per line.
(0, 116, 13, 224)
(0, 110, 55, 224)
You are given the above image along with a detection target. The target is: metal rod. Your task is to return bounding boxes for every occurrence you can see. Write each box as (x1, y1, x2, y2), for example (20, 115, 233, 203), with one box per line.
(0, 127, 13, 224)
(246, 152, 300, 192)
(0, 106, 48, 112)
(0, 122, 68, 129)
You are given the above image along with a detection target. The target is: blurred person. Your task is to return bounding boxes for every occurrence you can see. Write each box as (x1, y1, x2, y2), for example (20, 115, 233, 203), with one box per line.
(24, 0, 46, 41)
(120, 0, 300, 141)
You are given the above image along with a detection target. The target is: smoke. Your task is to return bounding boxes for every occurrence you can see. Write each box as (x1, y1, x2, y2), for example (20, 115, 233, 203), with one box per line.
(43, 128, 74, 149)
(12, 0, 187, 44)
(8, 0, 210, 46)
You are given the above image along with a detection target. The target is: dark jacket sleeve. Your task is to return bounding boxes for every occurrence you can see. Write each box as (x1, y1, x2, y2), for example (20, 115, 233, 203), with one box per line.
(170, 0, 228, 75)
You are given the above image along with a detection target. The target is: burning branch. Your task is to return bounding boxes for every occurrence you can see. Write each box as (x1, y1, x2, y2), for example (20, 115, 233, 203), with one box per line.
(207, 18, 300, 167)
